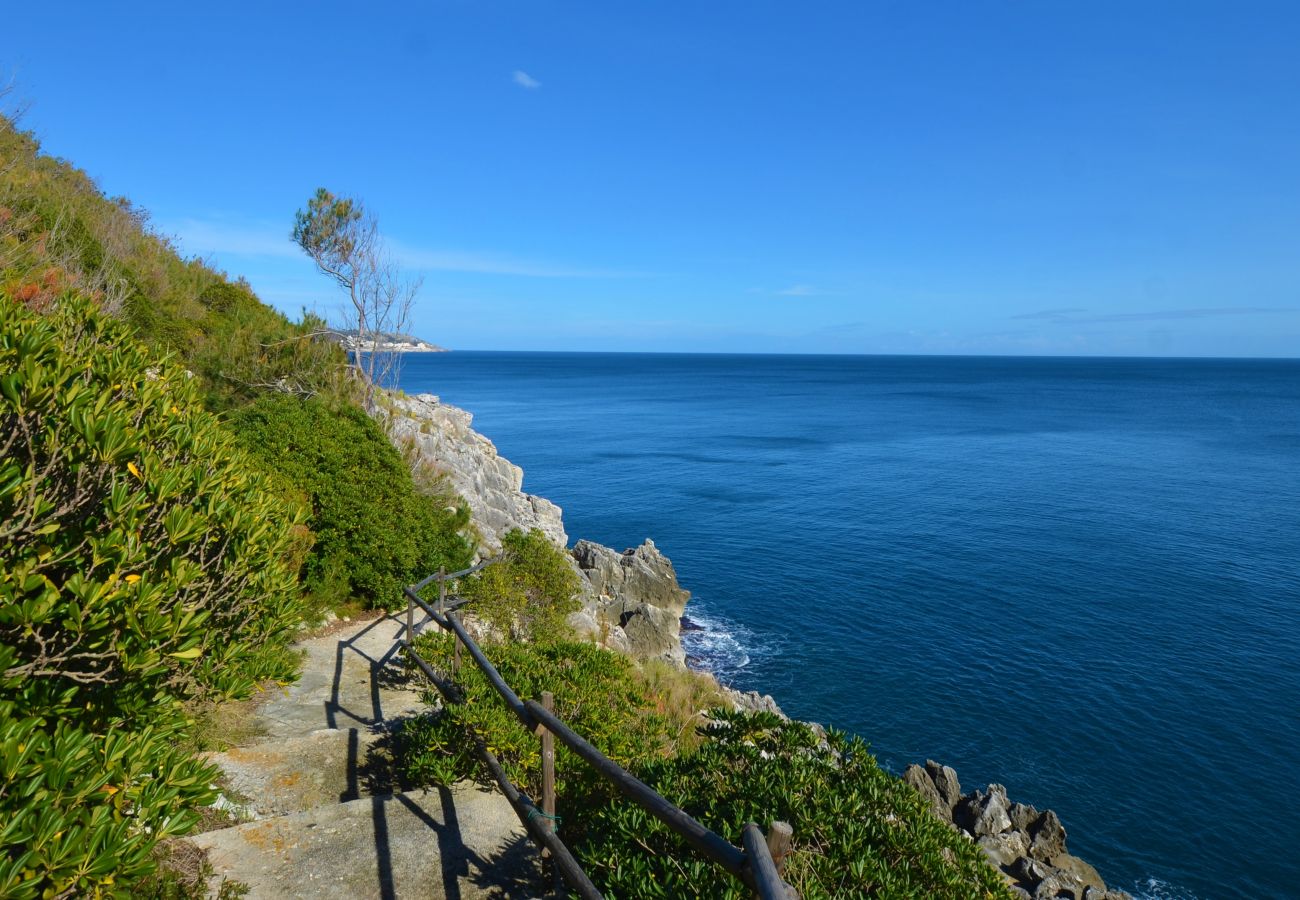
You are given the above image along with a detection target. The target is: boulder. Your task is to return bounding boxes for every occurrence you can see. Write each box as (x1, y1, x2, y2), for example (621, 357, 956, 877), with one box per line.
(1010, 802, 1040, 832)
(723, 688, 788, 718)
(613, 598, 686, 667)
(904, 765, 949, 821)
(1050, 854, 1107, 895)
(1010, 855, 1053, 889)
(976, 829, 1030, 867)
(569, 539, 692, 667)
(572, 539, 690, 615)
(925, 760, 963, 813)
(958, 784, 1013, 836)
(1029, 809, 1067, 862)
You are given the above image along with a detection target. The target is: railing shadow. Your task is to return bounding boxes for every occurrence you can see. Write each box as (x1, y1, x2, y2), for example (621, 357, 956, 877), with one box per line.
(323, 611, 540, 898)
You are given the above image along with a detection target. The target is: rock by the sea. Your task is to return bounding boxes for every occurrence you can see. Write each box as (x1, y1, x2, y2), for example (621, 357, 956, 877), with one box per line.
(904, 762, 1131, 900)
(569, 539, 691, 667)
(384, 393, 567, 553)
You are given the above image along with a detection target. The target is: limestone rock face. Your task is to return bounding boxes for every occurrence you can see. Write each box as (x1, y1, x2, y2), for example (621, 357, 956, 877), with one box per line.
(572, 539, 690, 616)
(904, 764, 948, 820)
(569, 539, 691, 667)
(384, 393, 567, 553)
(926, 760, 963, 814)
(904, 767, 1130, 900)
(722, 688, 788, 718)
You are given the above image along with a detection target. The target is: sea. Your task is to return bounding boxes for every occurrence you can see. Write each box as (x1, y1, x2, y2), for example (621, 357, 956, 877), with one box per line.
(395, 352, 1300, 900)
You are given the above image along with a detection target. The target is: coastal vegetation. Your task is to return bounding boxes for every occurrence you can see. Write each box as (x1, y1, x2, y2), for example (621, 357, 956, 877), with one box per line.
(400, 532, 1015, 899)
(228, 395, 473, 611)
(0, 110, 472, 895)
(0, 294, 306, 897)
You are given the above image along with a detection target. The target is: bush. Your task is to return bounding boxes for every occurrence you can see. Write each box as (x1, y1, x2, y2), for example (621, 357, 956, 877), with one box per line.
(227, 394, 473, 609)
(455, 528, 582, 641)
(0, 293, 310, 896)
(401, 636, 696, 824)
(576, 710, 1016, 899)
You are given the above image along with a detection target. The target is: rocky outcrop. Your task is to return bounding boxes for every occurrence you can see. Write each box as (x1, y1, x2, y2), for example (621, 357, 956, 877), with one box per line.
(902, 761, 1131, 900)
(568, 539, 691, 667)
(382, 392, 693, 668)
(384, 393, 566, 553)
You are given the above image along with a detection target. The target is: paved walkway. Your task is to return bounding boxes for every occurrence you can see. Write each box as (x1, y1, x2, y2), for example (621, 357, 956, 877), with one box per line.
(188, 613, 544, 899)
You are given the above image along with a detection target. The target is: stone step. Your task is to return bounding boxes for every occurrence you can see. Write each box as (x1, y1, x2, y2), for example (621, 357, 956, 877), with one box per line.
(255, 614, 429, 743)
(207, 727, 395, 819)
(190, 783, 545, 900)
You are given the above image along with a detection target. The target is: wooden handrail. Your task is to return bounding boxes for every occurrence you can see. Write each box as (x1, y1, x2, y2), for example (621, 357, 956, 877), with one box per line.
(402, 567, 792, 900)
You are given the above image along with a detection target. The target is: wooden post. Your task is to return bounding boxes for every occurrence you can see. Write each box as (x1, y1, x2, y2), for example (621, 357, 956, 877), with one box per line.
(405, 584, 414, 643)
(540, 691, 556, 856)
(766, 821, 797, 899)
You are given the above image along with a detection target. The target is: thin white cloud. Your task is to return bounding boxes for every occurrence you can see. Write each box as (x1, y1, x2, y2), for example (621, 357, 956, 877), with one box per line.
(777, 284, 820, 297)
(513, 70, 541, 89)
(388, 240, 641, 279)
(1012, 306, 1298, 324)
(170, 218, 647, 279)
(170, 218, 300, 259)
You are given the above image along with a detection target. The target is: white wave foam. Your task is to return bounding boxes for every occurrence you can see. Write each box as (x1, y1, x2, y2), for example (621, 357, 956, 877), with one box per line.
(1127, 877, 1202, 900)
(680, 606, 763, 683)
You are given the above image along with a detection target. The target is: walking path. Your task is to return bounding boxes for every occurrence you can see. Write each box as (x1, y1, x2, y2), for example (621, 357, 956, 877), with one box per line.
(187, 613, 544, 899)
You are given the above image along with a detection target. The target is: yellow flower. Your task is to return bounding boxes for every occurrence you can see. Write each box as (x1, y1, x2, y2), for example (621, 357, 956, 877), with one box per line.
(127, 461, 141, 479)
(124, 574, 141, 584)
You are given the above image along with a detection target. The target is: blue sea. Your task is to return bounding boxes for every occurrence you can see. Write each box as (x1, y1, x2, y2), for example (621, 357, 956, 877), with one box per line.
(396, 352, 1300, 899)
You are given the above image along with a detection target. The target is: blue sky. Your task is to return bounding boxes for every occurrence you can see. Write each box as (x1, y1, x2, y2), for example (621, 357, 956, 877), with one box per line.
(5, 1, 1300, 355)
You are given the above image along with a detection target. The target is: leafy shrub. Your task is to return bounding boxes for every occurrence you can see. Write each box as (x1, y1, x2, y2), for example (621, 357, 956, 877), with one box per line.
(228, 394, 473, 609)
(454, 528, 582, 641)
(0, 293, 310, 896)
(577, 709, 1016, 899)
(0, 711, 216, 898)
(401, 636, 698, 827)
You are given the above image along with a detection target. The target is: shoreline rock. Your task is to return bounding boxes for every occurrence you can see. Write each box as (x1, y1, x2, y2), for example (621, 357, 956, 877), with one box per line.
(903, 761, 1131, 900)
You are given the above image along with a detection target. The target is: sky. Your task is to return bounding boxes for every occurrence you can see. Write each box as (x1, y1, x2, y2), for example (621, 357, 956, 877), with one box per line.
(4, 1, 1300, 356)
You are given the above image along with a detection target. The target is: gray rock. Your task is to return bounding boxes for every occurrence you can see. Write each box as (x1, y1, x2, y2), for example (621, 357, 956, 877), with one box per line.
(1010, 801, 1040, 832)
(723, 688, 788, 718)
(613, 598, 686, 667)
(569, 538, 692, 667)
(1029, 809, 1068, 862)
(904, 764, 948, 821)
(1051, 853, 1107, 895)
(1010, 855, 1053, 889)
(925, 760, 962, 813)
(1033, 874, 1077, 900)
(383, 393, 567, 553)
(959, 784, 1013, 836)
(976, 829, 1029, 867)
(572, 539, 690, 616)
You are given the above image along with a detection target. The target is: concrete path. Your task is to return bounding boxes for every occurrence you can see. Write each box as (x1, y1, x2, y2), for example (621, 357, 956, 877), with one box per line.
(188, 613, 545, 899)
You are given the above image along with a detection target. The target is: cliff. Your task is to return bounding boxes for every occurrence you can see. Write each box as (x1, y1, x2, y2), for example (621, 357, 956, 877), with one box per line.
(384, 392, 692, 666)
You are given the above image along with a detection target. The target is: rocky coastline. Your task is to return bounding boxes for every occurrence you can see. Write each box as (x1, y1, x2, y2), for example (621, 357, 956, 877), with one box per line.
(383, 390, 1129, 899)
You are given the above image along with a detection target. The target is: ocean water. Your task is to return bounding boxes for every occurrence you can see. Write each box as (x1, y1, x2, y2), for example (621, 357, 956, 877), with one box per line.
(395, 352, 1300, 899)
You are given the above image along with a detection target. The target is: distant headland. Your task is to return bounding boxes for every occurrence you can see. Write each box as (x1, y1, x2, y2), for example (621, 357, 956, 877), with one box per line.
(330, 328, 447, 353)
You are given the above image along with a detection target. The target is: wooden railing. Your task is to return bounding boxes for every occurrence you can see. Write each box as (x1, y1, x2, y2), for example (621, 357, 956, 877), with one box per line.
(399, 562, 797, 900)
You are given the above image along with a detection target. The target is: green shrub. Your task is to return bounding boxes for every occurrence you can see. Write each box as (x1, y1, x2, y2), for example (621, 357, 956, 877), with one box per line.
(0, 292, 310, 896)
(401, 636, 691, 825)
(455, 528, 582, 641)
(577, 709, 1016, 900)
(227, 394, 473, 609)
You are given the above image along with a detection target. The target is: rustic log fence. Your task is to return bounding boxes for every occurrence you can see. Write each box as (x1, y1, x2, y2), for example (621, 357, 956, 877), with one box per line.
(399, 561, 797, 900)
